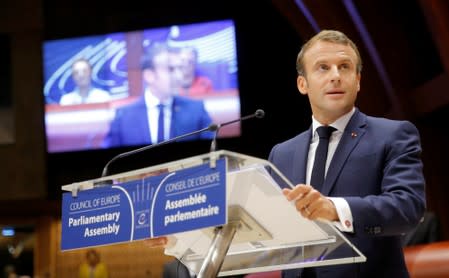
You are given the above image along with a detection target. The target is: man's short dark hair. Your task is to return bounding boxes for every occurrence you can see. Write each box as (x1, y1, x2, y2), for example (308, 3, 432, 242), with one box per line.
(140, 43, 180, 70)
(296, 30, 362, 77)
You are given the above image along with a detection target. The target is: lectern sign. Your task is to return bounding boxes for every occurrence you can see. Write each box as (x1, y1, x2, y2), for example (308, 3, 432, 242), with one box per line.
(61, 158, 227, 251)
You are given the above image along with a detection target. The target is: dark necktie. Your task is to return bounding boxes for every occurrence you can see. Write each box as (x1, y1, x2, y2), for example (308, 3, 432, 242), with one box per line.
(157, 104, 165, 143)
(310, 126, 336, 191)
(301, 126, 335, 278)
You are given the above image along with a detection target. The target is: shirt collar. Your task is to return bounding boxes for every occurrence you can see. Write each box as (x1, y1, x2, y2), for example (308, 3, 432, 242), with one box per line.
(312, 107, 355, 138)
(144, 88, 173, 108)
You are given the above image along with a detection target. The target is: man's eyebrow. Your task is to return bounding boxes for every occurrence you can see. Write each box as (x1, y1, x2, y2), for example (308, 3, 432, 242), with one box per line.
(312, 58, 354, 65)
(312, 59, 328, 66)
(339, 58, 354, 64)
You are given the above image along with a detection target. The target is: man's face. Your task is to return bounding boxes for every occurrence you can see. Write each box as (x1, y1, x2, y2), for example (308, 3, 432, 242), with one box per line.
(145, 51, 183, 100)
(169, 51, 185, 91)
(179, 49, 196, 87)
(72, 60, 92, 88)
(297, 41, 361, 123)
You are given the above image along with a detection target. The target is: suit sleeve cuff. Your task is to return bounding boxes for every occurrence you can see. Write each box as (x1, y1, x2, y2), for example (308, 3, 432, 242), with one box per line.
(328, 197, 354, 233)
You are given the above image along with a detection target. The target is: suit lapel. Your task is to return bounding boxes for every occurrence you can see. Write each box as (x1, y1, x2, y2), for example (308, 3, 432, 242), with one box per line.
(321, 110, 367, 195)
(170, 97, 181, 138)
(134, 98, 152, 143)
(292, 128, 312, 185)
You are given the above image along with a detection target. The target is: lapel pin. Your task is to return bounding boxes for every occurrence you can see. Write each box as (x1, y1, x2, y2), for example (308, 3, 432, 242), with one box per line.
(351, 132, 357, 138)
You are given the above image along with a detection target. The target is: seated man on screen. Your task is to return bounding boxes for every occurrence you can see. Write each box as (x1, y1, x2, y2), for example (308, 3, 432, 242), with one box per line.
(103, 43, 213, 148)
(60, 58, 111, 105)
(178, 46, 214, 96)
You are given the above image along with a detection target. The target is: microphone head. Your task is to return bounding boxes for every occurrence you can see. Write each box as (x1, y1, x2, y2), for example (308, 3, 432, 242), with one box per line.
(208, 123, 220, 131)
(255, 109, 265, 119)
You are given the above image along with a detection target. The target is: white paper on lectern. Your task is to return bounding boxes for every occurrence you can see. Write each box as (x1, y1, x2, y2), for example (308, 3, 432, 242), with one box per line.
(165, 164, 333, 258)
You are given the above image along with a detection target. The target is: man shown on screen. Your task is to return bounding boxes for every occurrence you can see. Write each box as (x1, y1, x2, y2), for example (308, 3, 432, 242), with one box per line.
(60, 58, 111, 105)
(178, 46, 213, 96)
(103, 43, 213, 148)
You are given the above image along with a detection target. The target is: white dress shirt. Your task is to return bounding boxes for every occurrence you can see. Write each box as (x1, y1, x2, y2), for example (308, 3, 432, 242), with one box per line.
(144, 88, 173, 144)
(59, 87, 110, 105)
(307, 107, 355, 232)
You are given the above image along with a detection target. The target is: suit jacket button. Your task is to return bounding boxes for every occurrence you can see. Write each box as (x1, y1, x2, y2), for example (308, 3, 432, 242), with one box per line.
(374, 227, 382, 234)
(365, 227, 373, 234)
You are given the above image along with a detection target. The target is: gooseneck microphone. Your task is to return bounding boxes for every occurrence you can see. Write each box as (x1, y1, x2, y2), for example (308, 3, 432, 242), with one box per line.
(210, 109, 265, 152)
(100, 109, 265, 178)
(101, 123, 219, 177)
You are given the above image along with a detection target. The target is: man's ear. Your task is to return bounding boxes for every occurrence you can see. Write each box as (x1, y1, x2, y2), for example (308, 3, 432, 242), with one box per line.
(297, 75, 308, 95)
(356, 73, 361, 92)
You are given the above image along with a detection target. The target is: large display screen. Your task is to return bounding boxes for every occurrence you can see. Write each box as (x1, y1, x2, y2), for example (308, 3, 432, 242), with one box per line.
(43, 19, 240, 153)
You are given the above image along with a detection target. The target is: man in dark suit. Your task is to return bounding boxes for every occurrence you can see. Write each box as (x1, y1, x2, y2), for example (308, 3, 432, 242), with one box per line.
(103, 43, 213, 148)
(268, 30, 425, 277)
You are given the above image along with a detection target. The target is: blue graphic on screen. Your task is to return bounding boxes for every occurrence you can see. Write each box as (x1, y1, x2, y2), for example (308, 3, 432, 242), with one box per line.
(44, 33, 128, 104)
(43, 20, 237, 104)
